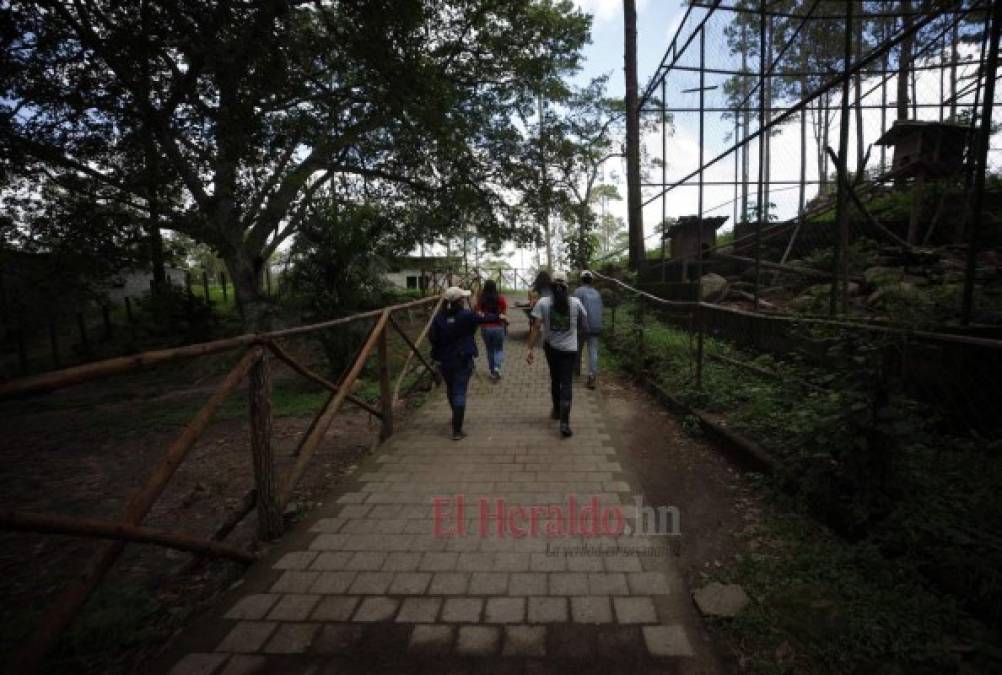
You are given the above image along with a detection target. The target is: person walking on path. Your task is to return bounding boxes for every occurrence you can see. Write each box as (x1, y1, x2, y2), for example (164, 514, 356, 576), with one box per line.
(573, 269, 604, 389)
(476, 279, 508, 380)
(429, 286, 506, 440)
(525, 270, 588, 438)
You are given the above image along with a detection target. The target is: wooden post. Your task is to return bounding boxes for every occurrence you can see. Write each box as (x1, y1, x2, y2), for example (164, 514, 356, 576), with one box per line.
(249, 351, 282, 540)
(184, 270, 192, 295)
(202, 270, 210, 302)
(76, 313, 89, 354)
(265, 265, 272, 296)
(124, 297, 134, 323)
(49, 323, 59, 368)
(377, 324, 394, 440)
(220, 271, 228, 302)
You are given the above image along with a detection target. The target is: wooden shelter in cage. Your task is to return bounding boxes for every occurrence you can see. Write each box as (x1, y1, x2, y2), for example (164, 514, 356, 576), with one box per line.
(875, 120, 968, 179)
(664, 215, 728, 260)
(875, 121, 969, 243)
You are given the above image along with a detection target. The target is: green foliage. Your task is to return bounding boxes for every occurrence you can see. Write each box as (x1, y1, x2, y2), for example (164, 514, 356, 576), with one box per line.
(134, 285, 215, 345)
(604, 301, 1002, 666)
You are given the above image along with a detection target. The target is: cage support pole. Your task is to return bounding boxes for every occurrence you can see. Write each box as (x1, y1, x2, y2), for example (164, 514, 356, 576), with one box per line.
(962, 0, 1002, 324)
(831, 0, 853, 315)
(754, 0, 765, 308)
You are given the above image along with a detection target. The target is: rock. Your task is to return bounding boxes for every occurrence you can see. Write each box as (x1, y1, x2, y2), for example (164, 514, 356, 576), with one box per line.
(699, 273, 729, 301)
(693, 582, 750, 617)
(863, 266, 902, 287)
(866, 281, 922, 307)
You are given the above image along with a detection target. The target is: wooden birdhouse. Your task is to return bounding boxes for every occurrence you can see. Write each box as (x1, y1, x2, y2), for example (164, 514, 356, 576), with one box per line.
(664, 215, 728, 260)
(875, 120, 968, 179)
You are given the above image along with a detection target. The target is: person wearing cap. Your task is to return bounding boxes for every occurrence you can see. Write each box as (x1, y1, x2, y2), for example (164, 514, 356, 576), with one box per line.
(525, 270, 588, 437)
(429, 286, 506, 440)
(572, 270, 604, 389)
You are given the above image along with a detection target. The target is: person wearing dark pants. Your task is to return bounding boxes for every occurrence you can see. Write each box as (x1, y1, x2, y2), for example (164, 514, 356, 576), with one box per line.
(572, 270, 603, 389)
(430, 286, 505, 440)
(526, 270, 588, 437)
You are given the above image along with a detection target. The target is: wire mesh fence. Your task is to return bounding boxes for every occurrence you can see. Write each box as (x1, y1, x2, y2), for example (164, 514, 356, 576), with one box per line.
(636, 0, 1001, 324)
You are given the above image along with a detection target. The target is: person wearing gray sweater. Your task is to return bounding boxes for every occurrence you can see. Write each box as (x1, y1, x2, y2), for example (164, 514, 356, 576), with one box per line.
(572, 270, 603, 389)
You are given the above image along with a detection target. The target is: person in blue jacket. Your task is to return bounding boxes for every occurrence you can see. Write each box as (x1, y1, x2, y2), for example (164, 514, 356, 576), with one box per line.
(429, 286, 506, 440)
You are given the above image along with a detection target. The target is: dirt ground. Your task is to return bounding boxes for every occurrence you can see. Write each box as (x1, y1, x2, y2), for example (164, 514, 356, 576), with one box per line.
(598, 375, 767, 673)
(0, 325, 432, 673)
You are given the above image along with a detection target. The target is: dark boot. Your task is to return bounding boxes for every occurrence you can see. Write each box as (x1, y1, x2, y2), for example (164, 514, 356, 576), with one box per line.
(452, 405, 466, 440)
(550, 405, 560, 420)
(559, 402, 572, 437)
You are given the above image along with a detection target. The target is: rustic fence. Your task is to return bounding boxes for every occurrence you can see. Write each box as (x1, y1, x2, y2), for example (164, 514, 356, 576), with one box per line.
(0, 293, 442, 673)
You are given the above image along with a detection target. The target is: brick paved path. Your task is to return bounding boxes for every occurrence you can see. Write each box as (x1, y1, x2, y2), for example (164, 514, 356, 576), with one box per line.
(161, 310, 715, 674)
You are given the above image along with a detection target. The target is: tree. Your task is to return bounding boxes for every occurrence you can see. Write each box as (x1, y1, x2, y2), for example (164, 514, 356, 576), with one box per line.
(623, 0, 643, 269)
(2, 1, 590, 329)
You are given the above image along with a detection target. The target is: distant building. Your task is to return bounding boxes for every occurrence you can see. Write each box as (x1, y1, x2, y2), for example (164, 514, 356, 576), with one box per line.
(383, 256, 461, 292)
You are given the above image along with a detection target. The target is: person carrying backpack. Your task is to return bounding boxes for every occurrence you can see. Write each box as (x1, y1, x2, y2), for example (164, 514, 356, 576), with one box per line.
(525, 270, 588, 438)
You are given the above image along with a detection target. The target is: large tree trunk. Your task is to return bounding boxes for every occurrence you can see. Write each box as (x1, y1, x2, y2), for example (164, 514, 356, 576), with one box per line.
(225, 246, 270, 332)
(854, 12, 865, 179)
(741, 23, 750, 221)
(623, 0, 644, 269)
(898, 0, 913, 123)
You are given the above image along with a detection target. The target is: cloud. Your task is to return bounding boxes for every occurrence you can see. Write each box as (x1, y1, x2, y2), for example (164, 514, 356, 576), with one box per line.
(574, 0, 650, 23)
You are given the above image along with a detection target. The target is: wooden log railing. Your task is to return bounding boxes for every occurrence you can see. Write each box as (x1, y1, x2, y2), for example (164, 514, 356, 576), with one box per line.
(1, 294, 441, 673)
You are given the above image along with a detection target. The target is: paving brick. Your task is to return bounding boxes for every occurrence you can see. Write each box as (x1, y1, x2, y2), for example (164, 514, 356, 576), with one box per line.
(337, 504, 371, 517)
(566, 554, 604, 572)
(273, 551, 318, 571)
(270, 571, 320, 594)
(441, 597, 482, 623)
(387, 572, 432, 595)
(548, 573, 588, 596)
(215, 621, 277, 653)
(309, 534, 349, 551)
(570, 597, 613, 624)
(527, 597, 568, 623)
(395, 597, 442, 623)
(262, 623, 318, 654)
(469, 572, 508, 595)
(347, 572, 394, 594)
(502, 625, 546, 657)
(372, 551, 416, 571)
(613, 597, 658, 624)
(529, 552, 565, 572)
(487, 598, 529, 632)
(345, 551, 387, 570)
(419, 551, 459, 571)
(310, 624, 364, 654)
(168, 652, 228, 675)
(508, 573, 546, 596)
(428, 572, 469, 595)
(642, 625, 694, 657)
(219, 654, 266, 675)
(455, 625, 499, 656)
(352, 596, 399, 622)
(407, 625, 454, 655)
(224, 594, 279, 621)
(588, 572, 629, 596)
(266, 594, 320, 622)
(309, 518, 346, 534)
(310, 595, 359, 622)
(310, 551, 352, 571)
(627, 572, 671, 595)
(492, 552, 530, 572)
(310, 571, 357, 594)
(337, 492, 368, 504)
(603, 554, 643, 572)
(456, 552, 495, 571)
